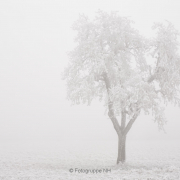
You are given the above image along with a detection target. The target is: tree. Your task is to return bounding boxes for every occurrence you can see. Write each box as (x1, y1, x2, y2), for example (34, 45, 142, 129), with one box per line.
(62, 11, 180, 164)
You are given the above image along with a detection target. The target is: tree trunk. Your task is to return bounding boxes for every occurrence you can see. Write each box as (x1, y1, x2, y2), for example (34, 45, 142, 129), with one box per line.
(103, 72, 139, 164)
(117, 135, 126, 164)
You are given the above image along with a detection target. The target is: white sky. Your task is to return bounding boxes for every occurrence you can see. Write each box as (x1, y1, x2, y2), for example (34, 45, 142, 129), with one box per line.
(0, 0, 180, 143)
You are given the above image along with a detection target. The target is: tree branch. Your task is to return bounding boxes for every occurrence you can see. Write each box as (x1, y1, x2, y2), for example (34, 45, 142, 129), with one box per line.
(103, 72, 122, 136)
(147, 52, 166, 83)
(121, 111, 126, 130)
(123, 109, 140, 136)
(147, 74, 157, 83)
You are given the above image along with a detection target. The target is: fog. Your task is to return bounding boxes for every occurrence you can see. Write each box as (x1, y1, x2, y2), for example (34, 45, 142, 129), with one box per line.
(0, 0, 180, 146)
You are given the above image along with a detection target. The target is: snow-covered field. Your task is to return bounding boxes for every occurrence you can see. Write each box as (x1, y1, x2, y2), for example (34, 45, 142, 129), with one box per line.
(0, 139, 179, 180)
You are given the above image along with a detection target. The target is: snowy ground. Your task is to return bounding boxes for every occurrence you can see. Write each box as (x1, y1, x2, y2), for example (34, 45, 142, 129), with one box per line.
(0, 139, 180, 180)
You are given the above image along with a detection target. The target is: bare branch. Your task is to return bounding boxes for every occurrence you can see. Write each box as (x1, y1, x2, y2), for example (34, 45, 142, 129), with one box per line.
(123, 109, 140, 136)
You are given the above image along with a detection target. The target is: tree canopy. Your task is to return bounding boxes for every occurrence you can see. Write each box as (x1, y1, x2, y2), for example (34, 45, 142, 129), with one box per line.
(63, 11, 180, 130)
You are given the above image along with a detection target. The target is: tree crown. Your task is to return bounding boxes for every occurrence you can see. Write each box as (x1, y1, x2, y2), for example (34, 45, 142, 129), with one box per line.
(62, 11, 180, 129)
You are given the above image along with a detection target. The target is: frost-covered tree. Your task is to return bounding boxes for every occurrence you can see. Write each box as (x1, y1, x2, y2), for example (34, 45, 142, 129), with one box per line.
(62, 11, 180, 164)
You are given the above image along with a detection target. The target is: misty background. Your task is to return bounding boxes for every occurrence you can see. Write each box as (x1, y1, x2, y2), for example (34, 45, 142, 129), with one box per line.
(0, 0, 180, 147)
